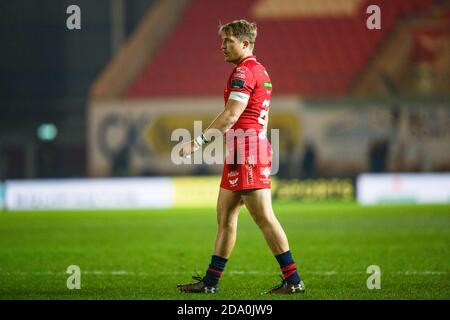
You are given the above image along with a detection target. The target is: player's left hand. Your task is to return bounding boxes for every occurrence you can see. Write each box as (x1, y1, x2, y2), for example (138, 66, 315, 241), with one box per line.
(179, 140, 199, 158)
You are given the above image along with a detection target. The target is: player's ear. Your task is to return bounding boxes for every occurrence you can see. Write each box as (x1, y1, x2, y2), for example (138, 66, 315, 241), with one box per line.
(242, 39, 250, 50)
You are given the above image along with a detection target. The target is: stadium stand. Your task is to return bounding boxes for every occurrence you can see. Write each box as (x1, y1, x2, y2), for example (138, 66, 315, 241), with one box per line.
(124, 0, 435, 98)
(355, 1, 450, 96)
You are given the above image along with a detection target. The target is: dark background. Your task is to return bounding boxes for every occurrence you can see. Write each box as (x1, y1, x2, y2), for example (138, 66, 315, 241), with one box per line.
(0, 0, 154, 179)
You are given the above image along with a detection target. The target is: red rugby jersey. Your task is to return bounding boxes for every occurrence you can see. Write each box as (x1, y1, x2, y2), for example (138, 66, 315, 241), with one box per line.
(223, 55, 272, 131)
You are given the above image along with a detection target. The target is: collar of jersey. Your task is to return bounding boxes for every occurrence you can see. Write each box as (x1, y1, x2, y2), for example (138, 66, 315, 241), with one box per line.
(237, 55, 257, 65)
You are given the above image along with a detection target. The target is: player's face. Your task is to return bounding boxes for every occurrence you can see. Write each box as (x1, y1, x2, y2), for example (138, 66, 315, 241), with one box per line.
(220, 33, 247, 64)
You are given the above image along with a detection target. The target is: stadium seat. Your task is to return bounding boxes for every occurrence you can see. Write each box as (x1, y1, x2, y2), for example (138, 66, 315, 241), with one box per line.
(125, 0, 434, 98)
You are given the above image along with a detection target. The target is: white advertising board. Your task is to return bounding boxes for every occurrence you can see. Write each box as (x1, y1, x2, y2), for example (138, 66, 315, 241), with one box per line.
(0, 182, 4, 209)
(357, 173, 450, 204)
(4, 178, 173, 210)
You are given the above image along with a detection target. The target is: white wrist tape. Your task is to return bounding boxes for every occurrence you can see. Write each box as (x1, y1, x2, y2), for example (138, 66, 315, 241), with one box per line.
(195, 135, 205, 146)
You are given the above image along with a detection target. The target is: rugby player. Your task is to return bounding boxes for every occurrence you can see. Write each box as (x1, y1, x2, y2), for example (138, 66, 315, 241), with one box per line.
(177, 19, 305, 294)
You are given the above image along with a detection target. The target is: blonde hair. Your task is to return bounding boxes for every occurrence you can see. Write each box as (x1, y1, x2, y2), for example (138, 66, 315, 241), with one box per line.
(219, 19, 257, 49)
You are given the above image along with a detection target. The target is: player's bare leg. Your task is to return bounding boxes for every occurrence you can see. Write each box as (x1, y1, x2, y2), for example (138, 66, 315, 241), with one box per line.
(177, 187, 243, 293)
(240, 188, 288, 254)
(240, 188, 305, 294)
(213, 187, 244, 258)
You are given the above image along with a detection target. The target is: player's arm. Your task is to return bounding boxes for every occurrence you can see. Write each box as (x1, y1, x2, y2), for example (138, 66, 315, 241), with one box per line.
(179, 98, 246, 158)
(203, 98, 247, 139)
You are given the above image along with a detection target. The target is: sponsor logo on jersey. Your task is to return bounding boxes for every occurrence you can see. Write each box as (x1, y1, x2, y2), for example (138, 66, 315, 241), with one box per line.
(261, 167, 271, 178)
(231, 79, 245, 89)
(229, 177, 239, 186)
(245, 156, 256, 185)
(228, 170, 239, 178)
(232, 73, 246, 80)
(263, 82, 272, 88)
(246, 171, 254, 185)
(232, 67, 246, 80)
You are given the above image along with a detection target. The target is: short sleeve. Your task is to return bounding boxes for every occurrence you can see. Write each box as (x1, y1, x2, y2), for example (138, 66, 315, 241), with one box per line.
(228, 66, 255, 104)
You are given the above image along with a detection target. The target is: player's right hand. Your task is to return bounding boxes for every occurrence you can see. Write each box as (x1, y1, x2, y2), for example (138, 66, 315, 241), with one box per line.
(179, 140, 199, 158)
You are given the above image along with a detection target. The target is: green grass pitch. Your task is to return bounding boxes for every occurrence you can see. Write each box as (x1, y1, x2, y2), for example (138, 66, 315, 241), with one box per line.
(0, 202, 449, 300)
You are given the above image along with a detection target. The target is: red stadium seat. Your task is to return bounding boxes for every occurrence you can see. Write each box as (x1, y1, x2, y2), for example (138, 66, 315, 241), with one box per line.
(125, 0, 434, 98)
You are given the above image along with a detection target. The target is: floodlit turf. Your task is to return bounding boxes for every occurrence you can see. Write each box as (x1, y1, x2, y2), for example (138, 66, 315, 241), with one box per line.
(0, 202, 449, 300)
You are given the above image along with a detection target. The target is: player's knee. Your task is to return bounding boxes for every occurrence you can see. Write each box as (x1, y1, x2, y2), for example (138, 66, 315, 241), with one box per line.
(252, 213, 276, 228)
(217, 217, 238, 231)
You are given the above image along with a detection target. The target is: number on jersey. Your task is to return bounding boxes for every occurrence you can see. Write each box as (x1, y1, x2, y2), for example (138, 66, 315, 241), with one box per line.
(258, 99, 270, 125)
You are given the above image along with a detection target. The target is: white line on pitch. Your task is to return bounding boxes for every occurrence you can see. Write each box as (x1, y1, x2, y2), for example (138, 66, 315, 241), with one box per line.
(1, 270, 447, 276)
